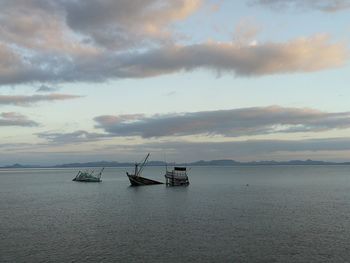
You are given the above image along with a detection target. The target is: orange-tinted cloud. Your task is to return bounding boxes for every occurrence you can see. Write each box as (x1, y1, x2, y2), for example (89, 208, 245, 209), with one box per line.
(0, 35, 346, 85)
(0, 94, 82, 106)
(116, 35, 347, 78)
(0, 1, 347, 85)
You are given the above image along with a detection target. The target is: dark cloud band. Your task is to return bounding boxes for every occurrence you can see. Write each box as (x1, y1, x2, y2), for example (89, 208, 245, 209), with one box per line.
(93, 106, 350, 138)
(252, 0, 350, 12)
(0, 112, 38, 127)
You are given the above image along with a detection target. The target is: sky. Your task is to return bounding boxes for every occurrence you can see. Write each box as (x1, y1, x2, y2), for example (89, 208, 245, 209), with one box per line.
(1, 0, 350, 165)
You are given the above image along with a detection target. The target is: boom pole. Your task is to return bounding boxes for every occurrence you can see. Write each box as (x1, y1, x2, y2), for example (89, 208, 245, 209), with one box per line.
(136, 153, 150, 176)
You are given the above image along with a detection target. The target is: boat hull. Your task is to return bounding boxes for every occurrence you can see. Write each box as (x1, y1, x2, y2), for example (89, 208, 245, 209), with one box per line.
(127, 174, 163, 186)
(72, 169, 103, 182)
(72, 178, 101, 182)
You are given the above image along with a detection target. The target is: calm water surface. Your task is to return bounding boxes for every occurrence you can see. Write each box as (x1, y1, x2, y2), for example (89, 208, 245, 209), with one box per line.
(1, 166, 350, 262)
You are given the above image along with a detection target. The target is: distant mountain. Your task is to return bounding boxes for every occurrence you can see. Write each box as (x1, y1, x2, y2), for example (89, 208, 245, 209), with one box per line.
(2, 163, 38, 168)
(53, 160, 167, 168)
(190, 159, 241, 166)
(54, 161, 133, 168)
(2, 159, 350, 169)
(240, 159, 336, 166)
(185, 159, 342, 166)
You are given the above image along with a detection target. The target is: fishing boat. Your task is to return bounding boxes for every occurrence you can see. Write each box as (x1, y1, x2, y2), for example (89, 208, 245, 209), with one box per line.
(165, 166, 189, 186)
(72, 167, 104, 182)
(126, 153, 163, 186)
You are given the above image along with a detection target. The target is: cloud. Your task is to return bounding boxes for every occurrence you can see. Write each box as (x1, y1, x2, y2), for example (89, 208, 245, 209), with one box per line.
(0, 94, 82, 106)
(34, 106, 350, 145)
(252, 0, 350, 12)
(94, 106, 350, 138)
(36, 85, 59, 93)
(122, 138, 350, 157)
(0, 0, 202, 85)
(0, 1, 347, 86)
(0, 112, 38, 127)
(107, 137, 350, 162)
(0, 0, 201, 52)
(116, 35, 346, 78)
(0, 35, 346, 85)
(3, 137, 350, 164)
(77, 137, 350, 163)
(62, 0, 202, 49)
(37, 130, 109, 144)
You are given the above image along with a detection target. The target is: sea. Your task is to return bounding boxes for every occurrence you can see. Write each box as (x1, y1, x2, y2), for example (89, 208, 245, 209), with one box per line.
(1, 165, 350, 262)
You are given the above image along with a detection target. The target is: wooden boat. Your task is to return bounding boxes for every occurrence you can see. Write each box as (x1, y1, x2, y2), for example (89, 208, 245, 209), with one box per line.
(73, 168, 104, 182)
(165, 166, 189, 186)
(126, 153, 163, 186)
(127, 174, 164, 186)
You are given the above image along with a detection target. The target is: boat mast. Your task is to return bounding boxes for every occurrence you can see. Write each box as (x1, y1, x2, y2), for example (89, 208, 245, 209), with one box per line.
(134, 163, 138, 176)
(136, 153, 150, 176)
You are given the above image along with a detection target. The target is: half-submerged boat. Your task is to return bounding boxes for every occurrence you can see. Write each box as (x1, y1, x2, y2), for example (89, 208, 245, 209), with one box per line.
(165, 166, 189, 186)
(126, 153, 163, 186)
(72, 167, 104, 182)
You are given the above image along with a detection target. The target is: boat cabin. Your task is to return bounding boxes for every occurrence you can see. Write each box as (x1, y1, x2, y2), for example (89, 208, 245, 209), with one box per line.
(165, 166, 189, 186)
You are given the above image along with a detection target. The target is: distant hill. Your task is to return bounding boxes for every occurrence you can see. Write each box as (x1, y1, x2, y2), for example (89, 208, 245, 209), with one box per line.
(1, 159, 350, 168)
(190, 159, 241, 166)
(53, 160, 166, 168)
(2, 163, 38, 169)
(185, 159, 345, 166)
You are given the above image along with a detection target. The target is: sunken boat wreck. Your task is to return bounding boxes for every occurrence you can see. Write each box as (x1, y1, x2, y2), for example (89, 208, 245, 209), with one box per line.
(126, 153, 163, 186)
(73, 167, 104, 182)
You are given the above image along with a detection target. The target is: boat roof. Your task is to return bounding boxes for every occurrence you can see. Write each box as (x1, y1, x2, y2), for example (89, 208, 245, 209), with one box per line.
(174, 167, 186, 171)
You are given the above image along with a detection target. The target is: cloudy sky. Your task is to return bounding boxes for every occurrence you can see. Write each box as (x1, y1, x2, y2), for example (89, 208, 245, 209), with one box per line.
(1, 0, 350, 165)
